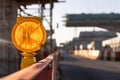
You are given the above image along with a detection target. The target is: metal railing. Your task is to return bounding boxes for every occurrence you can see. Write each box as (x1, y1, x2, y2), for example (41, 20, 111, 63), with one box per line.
(0, 52, 59, 80)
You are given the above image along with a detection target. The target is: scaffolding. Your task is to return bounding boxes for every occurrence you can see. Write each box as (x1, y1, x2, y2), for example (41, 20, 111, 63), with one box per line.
(17, 0, 58, 52)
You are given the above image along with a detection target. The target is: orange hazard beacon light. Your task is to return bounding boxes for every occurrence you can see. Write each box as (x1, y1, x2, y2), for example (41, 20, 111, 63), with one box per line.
(12, 17, 46, 52)
(11, 17, 46, 69)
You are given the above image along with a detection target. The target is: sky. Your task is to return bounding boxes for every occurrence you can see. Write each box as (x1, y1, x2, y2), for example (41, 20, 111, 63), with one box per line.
(22, 0, 120, 46)
(51, 0, 120, 46)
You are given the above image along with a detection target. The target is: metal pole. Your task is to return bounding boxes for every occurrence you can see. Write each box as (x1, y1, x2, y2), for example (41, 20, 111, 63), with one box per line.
(50, 0, 53, 53)
(41, 4, 44, 22)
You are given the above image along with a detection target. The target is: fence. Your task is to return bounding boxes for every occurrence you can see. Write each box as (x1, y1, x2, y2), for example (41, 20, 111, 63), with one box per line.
(0, 52, 59, 80)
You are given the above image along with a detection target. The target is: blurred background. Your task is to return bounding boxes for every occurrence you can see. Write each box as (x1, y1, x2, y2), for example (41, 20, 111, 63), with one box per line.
(1, 0, 120, 80)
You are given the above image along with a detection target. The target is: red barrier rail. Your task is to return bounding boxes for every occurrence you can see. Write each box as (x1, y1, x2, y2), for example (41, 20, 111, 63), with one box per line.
(0, 52, 59, 80)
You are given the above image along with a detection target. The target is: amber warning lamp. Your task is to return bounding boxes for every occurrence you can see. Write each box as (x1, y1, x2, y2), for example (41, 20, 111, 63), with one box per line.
(11, 17, 46, 69)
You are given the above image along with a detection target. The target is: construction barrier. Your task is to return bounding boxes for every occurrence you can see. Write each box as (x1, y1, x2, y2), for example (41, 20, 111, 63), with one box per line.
(110, 51, 116, 61)
(74, 49, 120, 61)
(115, 51, 120, 61)
(99, 50, 120, 61)
(0, 52, 59, 80)
(74, 50, 100, 60)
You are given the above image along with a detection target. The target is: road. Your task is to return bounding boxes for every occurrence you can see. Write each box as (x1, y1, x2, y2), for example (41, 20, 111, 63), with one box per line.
(59, 52, 120, 80)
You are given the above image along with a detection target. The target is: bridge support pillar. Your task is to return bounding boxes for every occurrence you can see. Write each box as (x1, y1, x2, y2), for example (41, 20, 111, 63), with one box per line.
(83, 42, 88, 50)
(94, 41, 102, 50)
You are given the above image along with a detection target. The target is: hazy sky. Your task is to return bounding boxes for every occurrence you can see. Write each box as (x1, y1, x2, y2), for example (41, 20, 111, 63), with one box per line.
(51, 0, 120, 46)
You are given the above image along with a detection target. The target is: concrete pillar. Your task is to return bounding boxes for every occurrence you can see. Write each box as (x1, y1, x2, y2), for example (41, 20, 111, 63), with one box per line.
(0, 0, 19, 76)
(94, 41, 102, 50)
(82, 42, 88, 50)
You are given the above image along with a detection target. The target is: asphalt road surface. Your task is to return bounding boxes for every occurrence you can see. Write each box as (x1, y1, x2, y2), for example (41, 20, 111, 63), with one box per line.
(59, 52, 120, 80)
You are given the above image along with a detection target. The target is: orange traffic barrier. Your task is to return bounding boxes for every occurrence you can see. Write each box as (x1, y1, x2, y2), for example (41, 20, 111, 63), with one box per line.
(100, 51, 104, 60)
(115, 51, 120, 61)
(1, 52, 59, 80)
(107, 51, 111, 60)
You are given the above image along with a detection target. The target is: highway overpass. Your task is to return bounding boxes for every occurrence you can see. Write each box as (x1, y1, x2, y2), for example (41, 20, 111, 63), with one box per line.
(65, 13, 120, 32)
